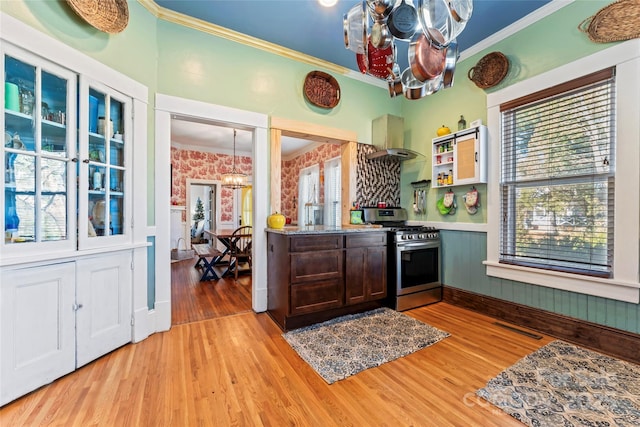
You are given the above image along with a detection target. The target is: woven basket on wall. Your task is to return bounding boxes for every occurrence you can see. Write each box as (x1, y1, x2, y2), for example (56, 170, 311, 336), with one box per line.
(579, 0, 640, 43)
(467, 52, 509, 89)
(66, 0, 129, 34)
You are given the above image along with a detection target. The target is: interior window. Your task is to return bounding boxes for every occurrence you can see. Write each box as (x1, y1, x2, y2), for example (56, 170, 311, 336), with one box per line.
(324, 157, 341, 227)
(298, 164, 319, 226)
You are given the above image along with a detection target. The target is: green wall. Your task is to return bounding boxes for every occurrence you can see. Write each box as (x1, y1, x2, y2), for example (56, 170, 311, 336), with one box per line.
(155, 19, 402, 138)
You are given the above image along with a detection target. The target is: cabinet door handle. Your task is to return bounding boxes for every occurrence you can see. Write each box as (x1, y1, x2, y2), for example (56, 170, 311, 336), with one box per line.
(71, 158, 79, 163)
(82, 159, 90, 163)
(475, 152, 478, 162)
(72, 303, 84, 311)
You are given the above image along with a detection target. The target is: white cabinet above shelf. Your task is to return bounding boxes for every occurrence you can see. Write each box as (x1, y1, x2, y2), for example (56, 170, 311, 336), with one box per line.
(432, 125, 487, 188)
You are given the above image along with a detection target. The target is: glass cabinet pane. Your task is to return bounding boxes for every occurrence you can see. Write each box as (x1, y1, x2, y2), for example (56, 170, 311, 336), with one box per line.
(41, 157, 68, 241)
(41, 71, 68, 157)
(4, 53, 71, 245)
(85, 87, 127, 239)
(5, 153, 35, 243)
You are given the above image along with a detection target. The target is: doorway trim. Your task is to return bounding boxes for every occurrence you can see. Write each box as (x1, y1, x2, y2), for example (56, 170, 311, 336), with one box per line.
(155, 95, 269, 331)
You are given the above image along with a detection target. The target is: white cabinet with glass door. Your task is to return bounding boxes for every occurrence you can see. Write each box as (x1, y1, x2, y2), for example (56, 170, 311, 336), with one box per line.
(1, 42, 135, 406)
(77, 77, 131, 249)
(2, 46, 77, 255)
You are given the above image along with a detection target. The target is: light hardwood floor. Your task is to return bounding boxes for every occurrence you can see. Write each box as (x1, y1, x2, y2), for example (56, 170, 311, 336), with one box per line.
(171, 257, 252, 325)
(0, 298, 552, 426)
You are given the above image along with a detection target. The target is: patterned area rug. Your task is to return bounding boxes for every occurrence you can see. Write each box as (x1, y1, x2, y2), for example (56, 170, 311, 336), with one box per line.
(477, 340, 640, 427)
(282, 307, 449, 384)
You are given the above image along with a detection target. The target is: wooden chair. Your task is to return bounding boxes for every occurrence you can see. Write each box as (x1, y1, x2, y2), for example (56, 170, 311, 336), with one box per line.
(229, 225, 252, 279)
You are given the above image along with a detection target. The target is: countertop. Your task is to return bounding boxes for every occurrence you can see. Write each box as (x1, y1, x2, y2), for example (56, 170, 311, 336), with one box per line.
(265, 224, 387, 235)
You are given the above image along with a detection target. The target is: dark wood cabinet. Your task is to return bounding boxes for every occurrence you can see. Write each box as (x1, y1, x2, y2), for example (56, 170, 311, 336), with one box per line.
(267, 231, 388, 330)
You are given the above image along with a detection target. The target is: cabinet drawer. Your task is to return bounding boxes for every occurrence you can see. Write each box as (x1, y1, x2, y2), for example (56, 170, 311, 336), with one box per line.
(290, 250, 343, 283)
(345, 232, 387, 248)
(290, 279, 344, 315)
(290, 235, 342, 252)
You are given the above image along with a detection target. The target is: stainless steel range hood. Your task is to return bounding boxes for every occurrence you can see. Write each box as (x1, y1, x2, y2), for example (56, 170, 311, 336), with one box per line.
(366, 148, 420, 161)
(366, 114, 422, 161)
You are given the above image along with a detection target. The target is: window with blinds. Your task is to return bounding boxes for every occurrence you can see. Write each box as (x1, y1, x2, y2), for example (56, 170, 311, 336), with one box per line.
(499, 68, 615, 277)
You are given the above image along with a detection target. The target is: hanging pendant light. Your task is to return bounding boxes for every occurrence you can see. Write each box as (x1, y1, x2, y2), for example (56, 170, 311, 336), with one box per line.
(221, 129, 248, 189)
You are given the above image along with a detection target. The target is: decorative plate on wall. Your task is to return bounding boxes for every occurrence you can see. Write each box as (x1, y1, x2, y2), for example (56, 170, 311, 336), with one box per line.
(303, 71, 341, 109)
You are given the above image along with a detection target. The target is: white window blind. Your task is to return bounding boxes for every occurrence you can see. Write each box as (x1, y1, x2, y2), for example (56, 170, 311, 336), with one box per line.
(500, 68, 615, 277)
(324, 157, 341, 226)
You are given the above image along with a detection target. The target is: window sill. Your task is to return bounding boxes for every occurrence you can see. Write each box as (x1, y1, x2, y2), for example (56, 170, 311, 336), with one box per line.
(483, 260, 640, 303)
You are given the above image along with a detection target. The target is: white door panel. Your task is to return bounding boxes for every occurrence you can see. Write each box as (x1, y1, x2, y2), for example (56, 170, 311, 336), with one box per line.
(1, 263, 76, 406)
(76, 253, 132, 367)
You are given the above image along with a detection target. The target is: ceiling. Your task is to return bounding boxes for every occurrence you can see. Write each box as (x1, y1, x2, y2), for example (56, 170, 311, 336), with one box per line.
(162, 0, 553, 155)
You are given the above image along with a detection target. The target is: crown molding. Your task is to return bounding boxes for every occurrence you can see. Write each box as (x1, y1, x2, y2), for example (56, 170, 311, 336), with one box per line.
(459, 0, 575, 62)
(138, 0, 388, 88)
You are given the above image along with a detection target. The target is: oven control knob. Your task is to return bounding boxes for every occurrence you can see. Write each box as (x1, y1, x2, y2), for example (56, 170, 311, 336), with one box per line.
(419, 234, 425, 239)
(401, 235, 407, 240)
(407, 235, 413, 239)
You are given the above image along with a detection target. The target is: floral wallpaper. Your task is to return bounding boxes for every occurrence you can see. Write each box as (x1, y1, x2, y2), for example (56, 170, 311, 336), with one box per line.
(281, 143, 342, 223)
(171, 147, 252, 222)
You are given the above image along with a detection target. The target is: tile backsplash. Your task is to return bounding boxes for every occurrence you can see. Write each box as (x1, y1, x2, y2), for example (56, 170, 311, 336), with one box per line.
(356, 144, 400, 207)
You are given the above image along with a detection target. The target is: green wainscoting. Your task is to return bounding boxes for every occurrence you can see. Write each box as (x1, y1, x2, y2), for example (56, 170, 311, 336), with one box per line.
(441, 230, 640, 334)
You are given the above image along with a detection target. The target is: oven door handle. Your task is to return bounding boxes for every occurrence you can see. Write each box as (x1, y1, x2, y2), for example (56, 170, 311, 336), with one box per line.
(396, 241, 439, 250)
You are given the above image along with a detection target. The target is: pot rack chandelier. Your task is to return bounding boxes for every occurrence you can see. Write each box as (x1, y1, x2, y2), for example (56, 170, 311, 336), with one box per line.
(343, 0, 473, 100)
(221, 129, 248, 189)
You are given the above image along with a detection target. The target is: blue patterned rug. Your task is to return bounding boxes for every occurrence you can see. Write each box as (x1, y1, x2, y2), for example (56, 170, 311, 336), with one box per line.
(477, 340, 640, 427)
(282, 307, 450, 384)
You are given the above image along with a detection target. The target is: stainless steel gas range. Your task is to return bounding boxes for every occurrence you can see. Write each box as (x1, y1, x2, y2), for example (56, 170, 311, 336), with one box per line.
(362, 207, 442, 311)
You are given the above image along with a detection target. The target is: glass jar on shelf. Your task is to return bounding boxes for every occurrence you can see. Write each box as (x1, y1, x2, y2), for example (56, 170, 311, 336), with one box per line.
(458, 115, 466, 131)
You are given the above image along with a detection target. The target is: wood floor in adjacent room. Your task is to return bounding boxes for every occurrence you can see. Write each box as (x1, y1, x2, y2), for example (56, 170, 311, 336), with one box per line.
(171, 256, 253, 325)
(0, 260, 550, 426)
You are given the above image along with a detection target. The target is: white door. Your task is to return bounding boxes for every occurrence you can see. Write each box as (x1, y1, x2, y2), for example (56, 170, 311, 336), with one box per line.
(0, 263, 76, 406)
(76, 252, 132, 367)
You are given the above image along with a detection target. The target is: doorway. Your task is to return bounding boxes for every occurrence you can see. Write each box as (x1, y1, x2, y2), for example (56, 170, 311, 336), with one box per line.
(155, 95, 269, 332)
(169, 117, 255, 325)
(186, 180, 218, 245)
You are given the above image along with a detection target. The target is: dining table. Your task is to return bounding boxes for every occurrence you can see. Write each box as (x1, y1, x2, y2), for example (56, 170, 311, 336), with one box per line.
(203, 228, 248, 277)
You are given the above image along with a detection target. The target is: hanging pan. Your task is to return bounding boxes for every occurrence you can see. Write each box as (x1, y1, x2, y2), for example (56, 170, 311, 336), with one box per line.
(416, 0, 455, 49)
(357, 38, 396, 80)
(387, 0, 418, 40)
(401, 67, 442, 100)
(366, 0, 395, 20)
(442, 39, 459, 88)
(343, 1, 368, 54)
(371, 20, 393, 49)
(408, 32, 447, 83)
